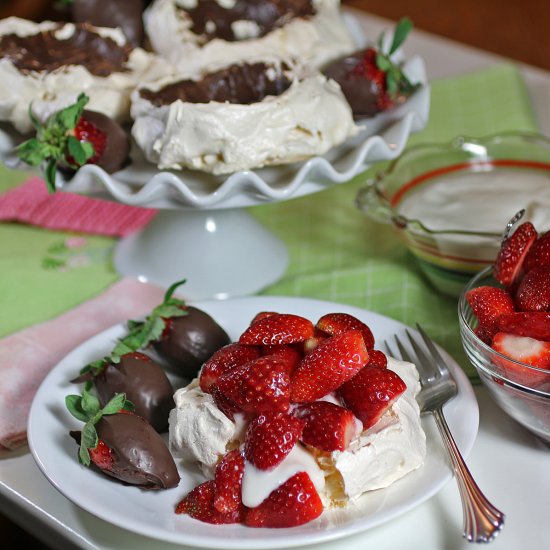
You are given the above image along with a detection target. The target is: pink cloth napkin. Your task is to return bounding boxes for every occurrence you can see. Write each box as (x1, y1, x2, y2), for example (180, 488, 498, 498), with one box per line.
(0, 278, 166, 451)
(0, 177, 156, 237)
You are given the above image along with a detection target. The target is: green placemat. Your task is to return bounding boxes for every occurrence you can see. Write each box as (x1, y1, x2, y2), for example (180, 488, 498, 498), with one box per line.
(0, 63, 538, 381)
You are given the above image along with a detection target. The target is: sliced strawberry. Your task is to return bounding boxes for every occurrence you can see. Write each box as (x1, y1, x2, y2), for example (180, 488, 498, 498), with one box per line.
(524, 230, 550, 272)
(175, 480, 243, 524)
(216, 354, 293, 413)
(367, 349, 388, 368)
(261, 344, 303, 368)
(293, 401, 357, 452)
(492, 332, 550, 385)
(239, 313, 314, 345)
(493, 222, 537, 286)
(244, 412, 304, 470)
(199, 343, 261, 393)
(339, 366, 406, 429)
(89, 439, 113, 470)
(465, 285, 515, 339)
(213, 449, 245, 514)
(515, 265, 550, 312)
(316, 312, 375, 350)
(290, 330, 369, 403)
(244, 471, 323, 528)
(475, 325, 495, 345)
(250, 311, 278, 324)
(495, 312, 550, 341)
(211, 386, 242, 421)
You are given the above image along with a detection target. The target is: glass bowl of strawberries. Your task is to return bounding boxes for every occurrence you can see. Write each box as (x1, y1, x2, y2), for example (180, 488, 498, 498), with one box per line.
(459, 217, 550, 443)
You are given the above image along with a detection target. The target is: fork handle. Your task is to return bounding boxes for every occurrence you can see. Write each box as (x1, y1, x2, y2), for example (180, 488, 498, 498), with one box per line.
(434, 409, 505, 543)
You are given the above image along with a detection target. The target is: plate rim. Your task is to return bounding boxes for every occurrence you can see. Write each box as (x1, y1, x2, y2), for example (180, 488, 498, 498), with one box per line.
(28, 295, 478, 549)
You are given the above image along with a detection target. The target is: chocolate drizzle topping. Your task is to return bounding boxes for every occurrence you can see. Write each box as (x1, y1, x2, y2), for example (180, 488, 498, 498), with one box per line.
(140, 62, 292, 106)
(0, 24, 132, 77)
(180, 0, 315, 43)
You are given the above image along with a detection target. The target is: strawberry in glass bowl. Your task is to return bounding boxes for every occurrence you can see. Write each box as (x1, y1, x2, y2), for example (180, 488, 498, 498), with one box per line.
(459, 213, 550, 443)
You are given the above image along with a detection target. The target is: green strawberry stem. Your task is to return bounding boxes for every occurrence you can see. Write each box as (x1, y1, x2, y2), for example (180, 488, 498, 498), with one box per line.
(79, 278, 189, 377)
(65, 390, 134, 465)
(16, 93, 96, 193)
(375, 17, 419, 98)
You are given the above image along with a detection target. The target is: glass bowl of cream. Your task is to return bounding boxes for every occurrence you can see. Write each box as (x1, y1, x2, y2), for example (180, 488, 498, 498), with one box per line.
(356, 132, 550, 296)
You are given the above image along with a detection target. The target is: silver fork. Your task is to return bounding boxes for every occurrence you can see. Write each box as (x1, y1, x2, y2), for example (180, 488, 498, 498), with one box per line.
(385, 324, 505, 543)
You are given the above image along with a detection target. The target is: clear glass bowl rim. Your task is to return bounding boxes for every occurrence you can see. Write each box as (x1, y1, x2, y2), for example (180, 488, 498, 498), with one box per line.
(360, 131, 550, 238)
(459, 265, 550, 399)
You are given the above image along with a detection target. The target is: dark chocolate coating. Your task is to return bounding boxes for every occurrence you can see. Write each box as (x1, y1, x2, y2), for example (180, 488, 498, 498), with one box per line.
(71, 0, 145, 47)
(180, 0, 314, 42)
(323, 50, 384, 118)
(153, 306, 230, 378)
(139, 61, 292, 106)
(0, 23, 132, 77)
(80, 110, 131, 174)
(94, 353, 174, 433)
(95, 413, 179, 489)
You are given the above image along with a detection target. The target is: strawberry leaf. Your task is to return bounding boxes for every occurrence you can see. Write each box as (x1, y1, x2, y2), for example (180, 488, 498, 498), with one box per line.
(102, 393, 127, 415)
(52, 93, 89, 131)
(81, 390, 101, 416)
(44, 159, 58, 193)
(388, 17, 413, 55)
(79, 440, 91, 466)
(65, 394, 89, 423)
(67, 135, 94, 166)
(109, 279, 188, 356)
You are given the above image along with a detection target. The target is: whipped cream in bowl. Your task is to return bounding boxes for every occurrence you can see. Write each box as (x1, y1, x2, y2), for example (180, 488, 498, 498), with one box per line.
(356, 132, 550, 296)
(131, 57, 358, 174)
(0, 17, 171, 133)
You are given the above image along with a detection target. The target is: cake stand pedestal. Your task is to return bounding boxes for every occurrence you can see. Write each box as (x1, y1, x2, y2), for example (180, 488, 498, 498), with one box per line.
(114, 207, 288, 300)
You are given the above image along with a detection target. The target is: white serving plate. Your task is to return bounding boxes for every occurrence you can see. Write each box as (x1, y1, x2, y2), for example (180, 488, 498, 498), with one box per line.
(28, 296, 478, 550)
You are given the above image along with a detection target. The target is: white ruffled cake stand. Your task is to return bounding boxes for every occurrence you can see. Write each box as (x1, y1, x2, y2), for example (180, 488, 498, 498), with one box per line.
(0, 13, 430, 300)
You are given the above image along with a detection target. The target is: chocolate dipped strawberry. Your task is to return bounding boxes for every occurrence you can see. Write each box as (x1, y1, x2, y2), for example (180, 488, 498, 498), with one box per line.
(114, 279, 230, 379)
(323, 17, 419, 118)
(73, 352, 174, 432)
(17, 93, 130, 193)
(66, 391, 180, 489)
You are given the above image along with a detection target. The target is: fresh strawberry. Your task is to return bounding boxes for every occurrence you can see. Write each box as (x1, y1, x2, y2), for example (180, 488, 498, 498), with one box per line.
(316, 312, 375, 350)
(17, 93, 130, 193)
(515, 265, 550, 312)
(339, 366, 406, 429)
(492, 332, 550, 385)
(211, 386, 242, 421)
(290, 330, 369, 403)
(199, 343, 261, 393)
(322, 18, 419, 118)
(367, 349, 388, 368)
(250, 311, 278, 324)
(175, 480, 243, 524)
(213, 449, 245, 514)
(244, 472, 323, 528)
(239, 313, 314, 345)
(524, 231, 550, 273)
(493, 222, 537, 286)
(465, 285, 515, 339)
(293, 401, 357, 452)
(244, 413, 305, 470)
(495, 312, 550, 341)
(261, 344, 303, 367)
(216, 354, 293, 413)
(475, 325, 495, 345)
(88, 439, 113, 470)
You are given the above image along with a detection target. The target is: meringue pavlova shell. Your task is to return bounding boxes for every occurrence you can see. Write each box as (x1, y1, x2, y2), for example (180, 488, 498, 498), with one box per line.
(0, 17, 170, 133)
(131, 59, 358, 175)
(144, 0, 355, 75)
